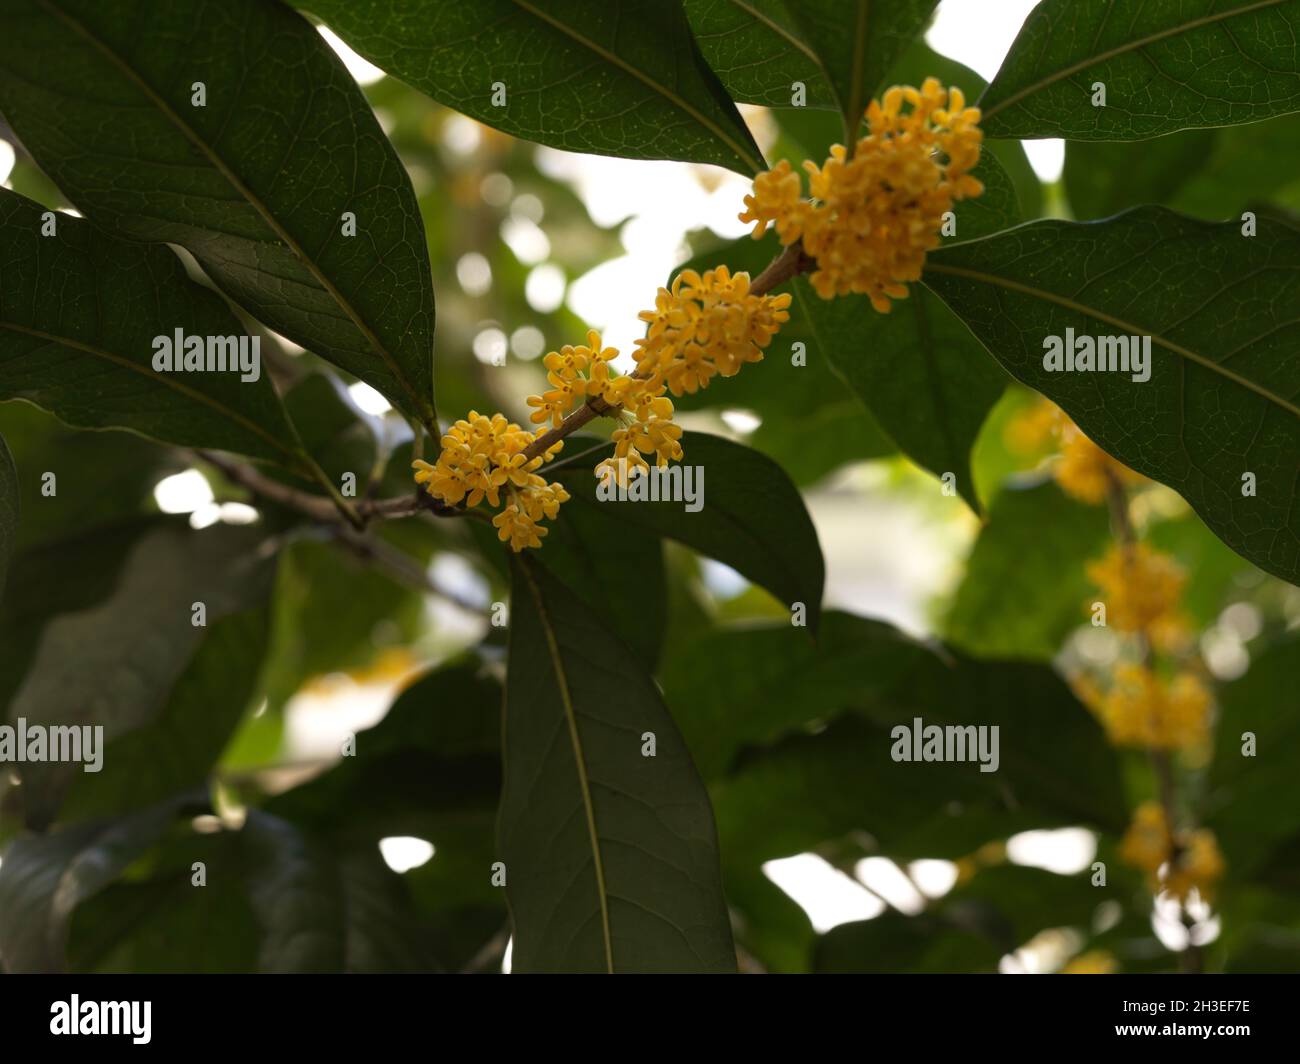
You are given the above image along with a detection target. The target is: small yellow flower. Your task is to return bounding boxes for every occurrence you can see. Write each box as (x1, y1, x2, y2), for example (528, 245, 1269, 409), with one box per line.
(740, 78, 983, 312)
(1093, 663, 1211, 750)
(1118, 802, 1226, 902)
(1086, 543, 1187, 635)
(1054, 419, 1144, 504)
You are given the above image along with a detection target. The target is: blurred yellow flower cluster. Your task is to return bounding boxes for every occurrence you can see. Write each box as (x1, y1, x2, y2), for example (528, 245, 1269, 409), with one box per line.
(1005, 397, 1143, 504)
(1091, 662, 1211, 751)
(739, 78, 983, 311)
(1061, 950, 1118, 975)
(1119, 802, 1225, 902)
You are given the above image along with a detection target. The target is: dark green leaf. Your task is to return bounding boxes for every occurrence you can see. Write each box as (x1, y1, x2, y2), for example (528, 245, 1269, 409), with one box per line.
(685, 0, 836, 109)
(57, 608, 271, 822)
(786, 0, 940, 133)
(0, 800, 183, 972)
(1206, 632, 1300, 874)
(1064, 131, 1220, 220)
(924, 207, 1300, 585)
(813, 910, 1001, 974)
(241, 811, 440, 972)
(502, 558, 735, 972)
(0, 429, 14, 597)
(301, 0, 766, 175)
(945, 481, 1111, 659)
(0, 190, 302, 463)
(981, 0, 1300, 140)
(0, 402, 181, 553)
(8, 523, 276, 828)
(0, 0, 437, 427)
(556, 431, 825, 628)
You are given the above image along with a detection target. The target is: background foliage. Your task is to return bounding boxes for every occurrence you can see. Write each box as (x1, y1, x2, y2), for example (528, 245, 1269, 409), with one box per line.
(0, 0, 1297, 974)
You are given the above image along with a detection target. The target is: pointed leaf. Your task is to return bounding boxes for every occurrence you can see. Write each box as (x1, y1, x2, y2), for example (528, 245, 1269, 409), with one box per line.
(923, 207, 1300, 585)
(502, 558, 735, 972)
(0, 0, 437, 426)
(0, 191, 301, 463)
(981, 0, 1300, 140)
(301, 0, 766, 175)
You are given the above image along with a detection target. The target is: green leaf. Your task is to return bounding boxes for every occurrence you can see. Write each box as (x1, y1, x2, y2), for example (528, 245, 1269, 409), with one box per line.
(8, 523, 276, 828)
(555, 430, 825, 627)
(0, 0, 437, 427)
(813, 910, 1001, 974)
(980, 0, 1300, 140)
(662, 611, 933, 778)
(0, 429, 15, 598)
(300, 0, 766, 175)
(0, 191, 302, 463)
(0, 402, 181, 553)
(0, 799, 184, 972)
(923, 207, 1300, 585)
(785, 0, 940, 133)
(795, 147, 1019, 513)
(701, 618, 1126, 863)
(684, 0, 836, 109)
(502, 558, 735, 972)
(1206, 632, 1300, 874)
(944, 481, 1111, 659)
(240, 811, 440, 972)
(57, 608, 271, 823)
(1066, 114, 1300, 221)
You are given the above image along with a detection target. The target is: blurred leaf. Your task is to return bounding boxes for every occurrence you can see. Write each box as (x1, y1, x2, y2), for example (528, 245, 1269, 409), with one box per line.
(1146, 509, 1252, 628)
(57, 609, 271, 823)
(0, 191, 303, 464)
(8, 524, 276, 828)
(705, 619, 1127, 863)
(301, 0, 766, 175)
(1064, 131, 1219, 219)
(241, 811, 440, 972)
(0, 402, 181, 553)
(943, 863, 1104, 949)
(814, 910, 1001, 974)
(555, 431, 825, 629)
(502, 558, 734, 972)
(945, 481, 1110, 659)
(980, 0, 1300, 140)
(924, 208, 1300, 585)
(0, 0, 437, 427)
(786, 0, 939, 132)
(685, 0, 836, 108)
(1065, 115, 1300, 221)
(724, 864, 815, 973)
(1206, 632, 1300, 874)
(0, 429, 14, 597)
(0, 799, 185, 972)
(663, 612, 932, 778)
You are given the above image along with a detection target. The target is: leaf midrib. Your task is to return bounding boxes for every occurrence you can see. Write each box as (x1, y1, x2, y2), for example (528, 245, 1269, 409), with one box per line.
(982, 0, 1288, 123)
(517, 559, 614, 974)
(38, 0, 435, 427)
(0, 321, 300, 461)
(923, 262, 1300, 419)
(509, 0, 765, 174)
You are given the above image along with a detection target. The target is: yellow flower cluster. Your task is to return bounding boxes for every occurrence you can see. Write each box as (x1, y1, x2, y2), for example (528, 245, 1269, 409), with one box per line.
(1091, 663, 1212, 750)
(1086, 543, 1190, 649)
(412, 411, 567, 552)
(418, 270, 790, 548)
(1004, 398, 1144, 504)
(739, 78, 984, 311)
(1119, 802, 1225, 902)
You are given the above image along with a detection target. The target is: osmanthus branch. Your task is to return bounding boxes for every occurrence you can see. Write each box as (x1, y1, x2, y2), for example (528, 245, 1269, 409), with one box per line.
(519, 240, 817, 462)
(1103, 468, 1203, 975)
